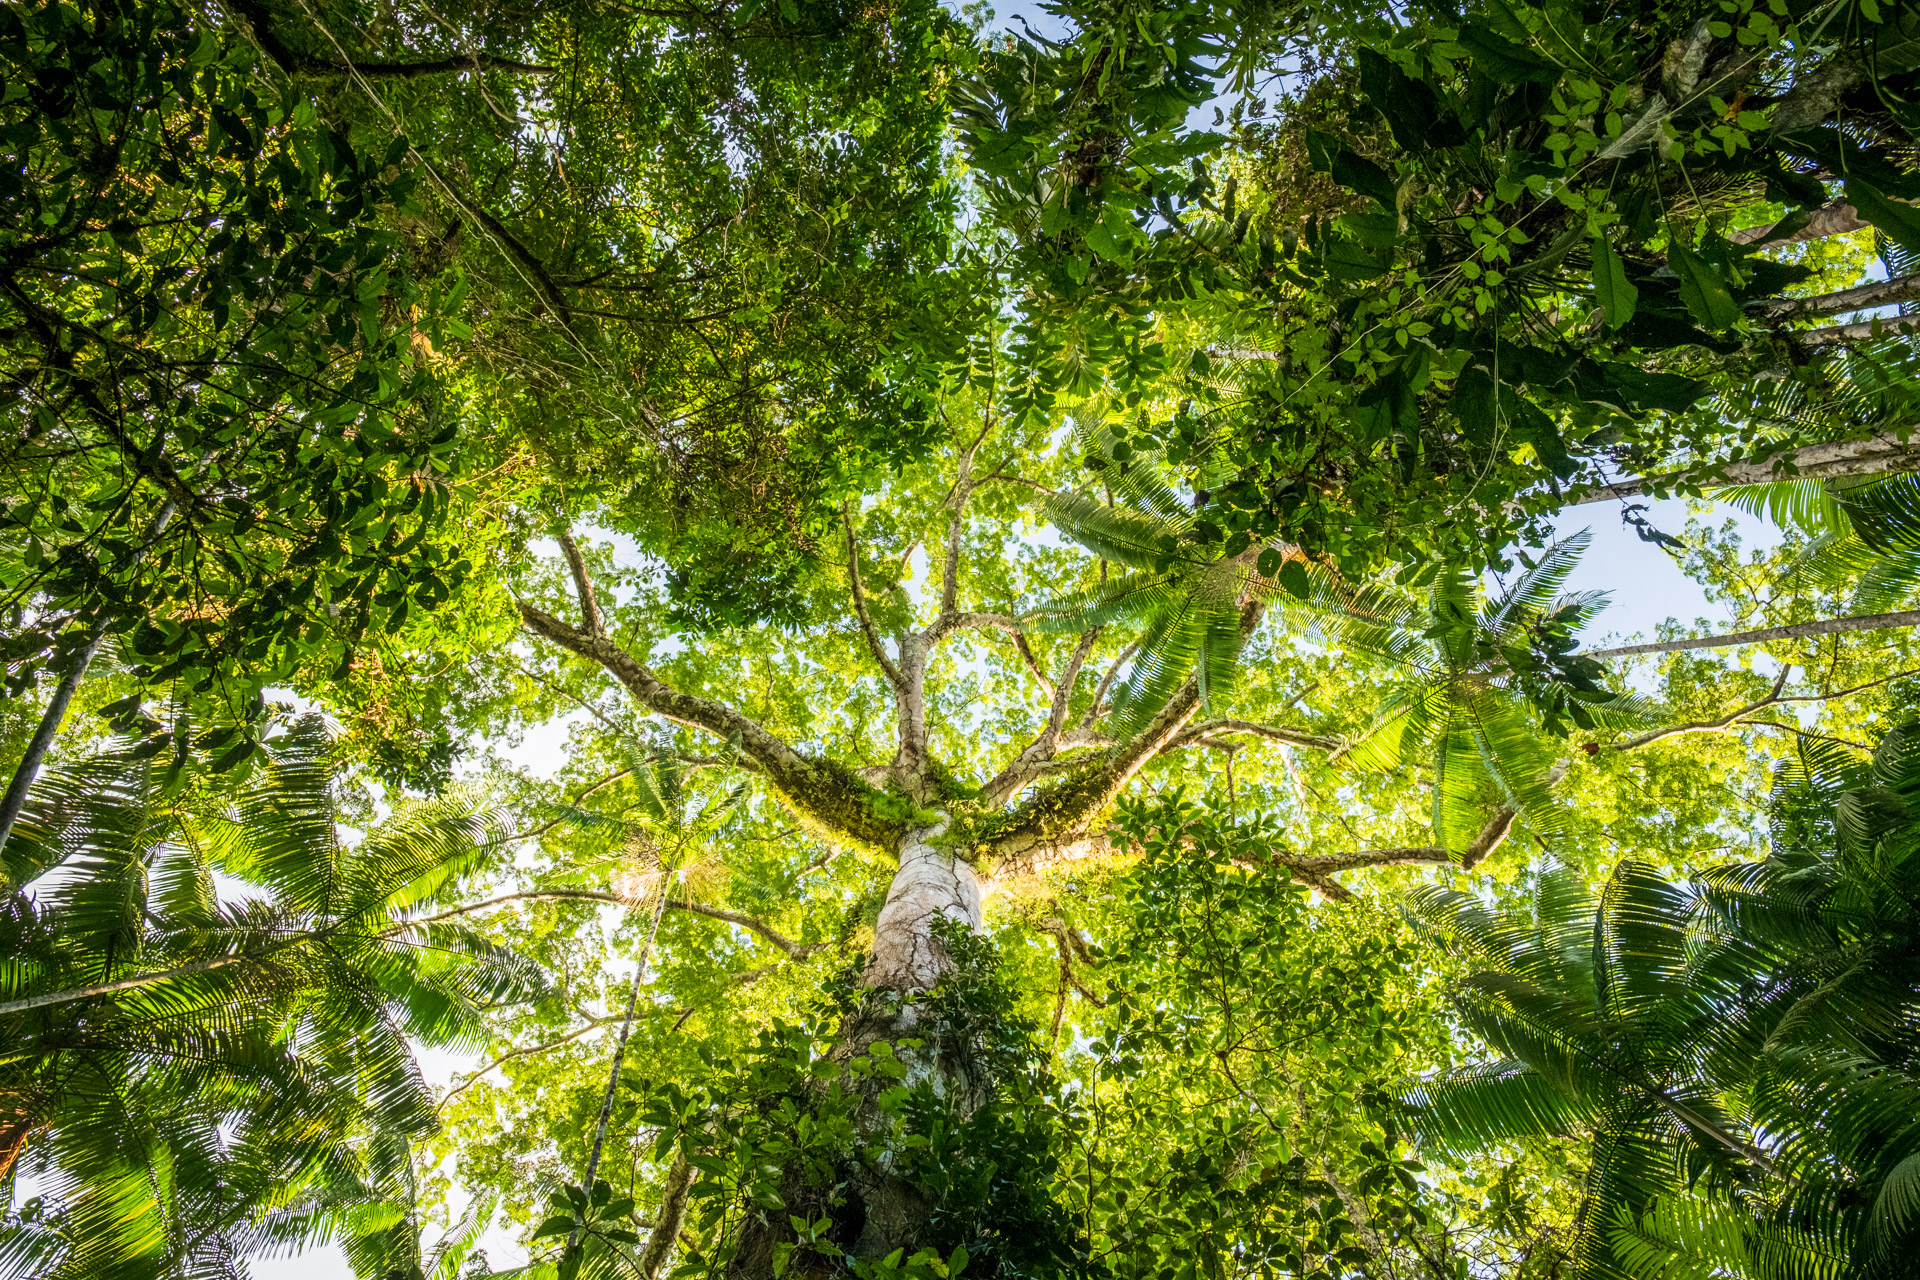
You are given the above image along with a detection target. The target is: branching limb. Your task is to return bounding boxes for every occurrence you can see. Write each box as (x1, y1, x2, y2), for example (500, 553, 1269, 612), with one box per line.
(518, 600, 904, 850)
(1164, 718, 1345, 754)
(1614, 665, 1920, 750)
(1732, 201, 1866, 248)
(937, 610, 1021, 639)
(986, 601, 1266, 878)
(557, 531, 605, 636)
(843, 505, 905, 692)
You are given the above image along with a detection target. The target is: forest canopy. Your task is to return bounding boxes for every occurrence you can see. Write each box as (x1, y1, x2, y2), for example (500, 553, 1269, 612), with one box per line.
(5, 0, 1920, 1277)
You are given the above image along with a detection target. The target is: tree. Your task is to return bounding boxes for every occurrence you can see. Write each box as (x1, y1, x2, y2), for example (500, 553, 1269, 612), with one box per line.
(491, 404, 1579, 1271)
(1405, 717, 1920, 1278)
(0, 716, 545, 1277)
(954, 0, 1920, 581)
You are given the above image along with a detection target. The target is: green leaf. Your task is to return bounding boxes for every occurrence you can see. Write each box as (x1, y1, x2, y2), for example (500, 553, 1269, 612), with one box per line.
(1278, 559, 1311, 600)
(1591, 236, 1636, 329)
(1667, 241, 1741, 331)
(1848, 180, 1920, 255)
(1456, 23, 1563, 83)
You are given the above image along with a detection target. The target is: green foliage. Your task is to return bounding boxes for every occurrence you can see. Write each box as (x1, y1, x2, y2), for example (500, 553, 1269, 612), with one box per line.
(1406, 712, 1920, 1278)
(0, 0, 464, 718)
(0, 715, 541, 1277)
(955, 0, 1920, 583)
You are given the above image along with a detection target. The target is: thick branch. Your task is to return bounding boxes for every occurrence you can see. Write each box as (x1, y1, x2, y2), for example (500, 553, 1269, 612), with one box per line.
(1164, 718, 1345, 753)
(1755, 273, 1920, 321)
(1582, 610, 1920, 660)
(519, 602, 905, 850)
(556, 531, 604, 636)
(1733, 202, 1866, 248)
(1800, 316, 1920, 345)
(228, 0, 552, 78)
(1569, 430, 1920, 505)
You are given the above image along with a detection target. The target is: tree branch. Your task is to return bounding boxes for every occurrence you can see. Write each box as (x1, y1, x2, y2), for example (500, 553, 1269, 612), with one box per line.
(1733, 201, 1866, 248)
(1800, 316, 1920, 345)
(1614, 665, 1919, 749)
(1582, 609, 1920, 660)
(1568, 430, 1920, 505)
(985, 602, 1265, 877)
(1163, 718, 1345, 753)
(843, 505, 906, 692)
(1079, 642, 1138, 730)
(937, 443, 978, 626)
(1755, 272, 1920, 321)
(518, 601, 906, 850)
(557, 530, 605, 636)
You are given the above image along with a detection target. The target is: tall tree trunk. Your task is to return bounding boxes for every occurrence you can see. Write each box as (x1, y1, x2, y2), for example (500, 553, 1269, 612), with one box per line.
(729, 821, 989, 1277)
(0, 626, 109, 858)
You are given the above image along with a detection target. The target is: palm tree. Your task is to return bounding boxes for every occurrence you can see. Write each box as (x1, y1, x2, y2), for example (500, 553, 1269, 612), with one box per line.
(0, 715, 545, 1279)
(1403, 720, 1920, 1278)
(1331, 534, 1644, 851)
(1034, 455, 1638, 853)
(1726, 471, 1920, 614)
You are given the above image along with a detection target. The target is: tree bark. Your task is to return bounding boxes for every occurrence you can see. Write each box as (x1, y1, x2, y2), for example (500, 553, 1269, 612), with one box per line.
(1754, 273, 1920, 321)
(728, 819, 993, 1277)
(640, 1152, 694, 1279)
(1583, 610, 1920, 660)
(864, 820, 983, 998)
(1801, 316, 1920, 345)
(1569, 431, 1920, 505)
(1732, 202, 1867, 249)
